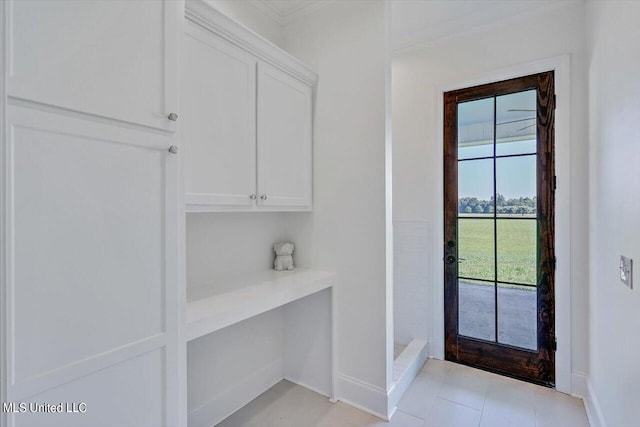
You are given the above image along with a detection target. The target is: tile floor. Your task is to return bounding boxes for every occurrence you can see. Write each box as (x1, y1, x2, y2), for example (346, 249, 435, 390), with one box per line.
(217, 359, 589, 427)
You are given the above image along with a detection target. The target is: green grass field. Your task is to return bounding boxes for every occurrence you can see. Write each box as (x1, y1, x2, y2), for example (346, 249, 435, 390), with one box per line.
(458, 218, 537, 286)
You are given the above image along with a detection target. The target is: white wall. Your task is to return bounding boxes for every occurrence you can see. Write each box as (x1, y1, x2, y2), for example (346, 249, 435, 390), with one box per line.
(203, 0, 285, 48)
(391, 0, 589, 380)
(186, 213, 287, 289)
(185, 213, 288, 425)
(394, 221, 429, 346)
(586, 2, 640, 426)
(187, 309, 284, 426)
(283, 0, 390, 413)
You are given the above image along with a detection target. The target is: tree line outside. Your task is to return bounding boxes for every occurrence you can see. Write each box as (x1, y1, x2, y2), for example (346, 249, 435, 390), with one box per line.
(458, 193, 536, 215)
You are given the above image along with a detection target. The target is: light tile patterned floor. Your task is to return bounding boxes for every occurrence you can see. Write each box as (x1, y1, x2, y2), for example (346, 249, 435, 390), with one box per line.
(217, 359, 589, 427)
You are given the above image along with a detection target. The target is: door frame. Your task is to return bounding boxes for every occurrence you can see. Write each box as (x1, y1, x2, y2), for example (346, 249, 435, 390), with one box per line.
(444, 71, 555, 385)
(431, 55, 572, 392)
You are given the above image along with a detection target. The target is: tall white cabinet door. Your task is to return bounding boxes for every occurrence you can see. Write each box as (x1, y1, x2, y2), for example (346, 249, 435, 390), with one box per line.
(7, 0, 179, 131)
(257, 62, 312, 210)
(182, 22, 257, 210)
(4, 106, 180, 427)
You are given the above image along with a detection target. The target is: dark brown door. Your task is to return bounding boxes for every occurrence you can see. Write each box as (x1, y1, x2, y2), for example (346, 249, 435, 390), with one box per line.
(443, 71, 555, 386)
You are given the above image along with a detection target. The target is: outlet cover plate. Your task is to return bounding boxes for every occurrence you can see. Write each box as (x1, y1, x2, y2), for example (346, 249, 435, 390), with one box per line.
(620, 255, 633, 289)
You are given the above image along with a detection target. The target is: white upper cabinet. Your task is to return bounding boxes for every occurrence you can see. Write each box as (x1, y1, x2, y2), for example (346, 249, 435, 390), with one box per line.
(183, 0, 316, 212)
(257, 63, 312, 209)
(7, 0, 179, 131)
(182, 21, 257, 208)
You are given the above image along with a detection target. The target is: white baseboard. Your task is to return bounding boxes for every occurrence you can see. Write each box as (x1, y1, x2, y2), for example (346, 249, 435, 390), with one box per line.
(336, 373, 388, 420)
(571, 372, 608, 427)
(571, 372, 588, 399)
(584, 377, 608, 427)
(284, 375, 331, 399)
(188, 358, 283, 427)
(388, 339, 428, 415)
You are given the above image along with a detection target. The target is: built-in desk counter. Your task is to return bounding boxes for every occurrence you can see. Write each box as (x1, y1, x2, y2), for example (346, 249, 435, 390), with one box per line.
(186, 269, 336, 341)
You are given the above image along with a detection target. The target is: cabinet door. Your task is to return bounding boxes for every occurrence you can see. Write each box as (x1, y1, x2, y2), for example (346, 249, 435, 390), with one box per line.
(257, 63, 312, 210)
(4, 106, 180, 426)
(7, 0, 179, 131)
(182, 21, 257, 210)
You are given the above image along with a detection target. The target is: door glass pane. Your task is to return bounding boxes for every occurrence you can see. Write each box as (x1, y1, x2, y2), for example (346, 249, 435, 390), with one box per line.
(498, 285, 537, 350)
(459, 279, 496, 342)
(496, 90, 537, 156)
(497, 219, 537, 285)
(458, 218, 494, 281)
(458, 159, 494, 218)
(458, 97, 494, 160)
(496, 155, 536, 218)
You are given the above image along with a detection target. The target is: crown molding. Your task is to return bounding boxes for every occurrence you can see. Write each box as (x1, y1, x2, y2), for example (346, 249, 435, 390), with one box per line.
(185, 0, 317, 86)
(252, 0, 335, 26)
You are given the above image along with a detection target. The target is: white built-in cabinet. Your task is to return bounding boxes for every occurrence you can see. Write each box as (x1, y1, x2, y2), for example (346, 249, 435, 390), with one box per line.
(182, 21, 257, 209)
(183, 3, 316, 212)
(2, 1, 182, 426)
(1, 1, 327, 427)
(7, 0, 179, 131)
(257, 63, 313, 209)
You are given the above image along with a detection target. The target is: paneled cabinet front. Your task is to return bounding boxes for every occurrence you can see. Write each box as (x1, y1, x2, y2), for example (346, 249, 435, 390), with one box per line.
(182, 21, 257, 209)
(182, 21, 314, 212)
(256, 63, 312, 209)
(7, 0, 179, 131)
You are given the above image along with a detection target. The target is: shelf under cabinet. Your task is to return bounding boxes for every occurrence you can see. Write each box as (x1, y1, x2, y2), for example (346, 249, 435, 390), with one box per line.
(186, 269, 336, 342)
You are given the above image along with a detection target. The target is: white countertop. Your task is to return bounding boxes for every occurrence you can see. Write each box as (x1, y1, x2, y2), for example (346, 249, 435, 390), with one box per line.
(186, 269, 337, 342)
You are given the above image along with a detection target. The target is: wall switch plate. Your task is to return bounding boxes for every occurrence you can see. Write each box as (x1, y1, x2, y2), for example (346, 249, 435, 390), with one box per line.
(620, 255, 633, 289)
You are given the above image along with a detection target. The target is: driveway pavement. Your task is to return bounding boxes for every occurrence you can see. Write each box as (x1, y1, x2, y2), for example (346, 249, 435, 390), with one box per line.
(458, 281, 537, 350)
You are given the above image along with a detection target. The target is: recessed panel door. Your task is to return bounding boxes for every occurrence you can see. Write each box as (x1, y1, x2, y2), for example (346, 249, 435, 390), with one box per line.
(5, 106, 180, 426)
(8, 0, 179, 131)
(256, 62, 312, 210)
(182, 21, 257, 210)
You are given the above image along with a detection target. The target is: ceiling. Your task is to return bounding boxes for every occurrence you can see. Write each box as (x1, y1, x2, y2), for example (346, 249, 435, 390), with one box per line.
(390, 0, 561, 52)
(250, 0, 569, 47)
(253, 0, 331, 25)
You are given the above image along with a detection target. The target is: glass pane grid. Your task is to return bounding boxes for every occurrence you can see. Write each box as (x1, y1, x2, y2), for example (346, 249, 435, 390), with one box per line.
(456, 90, 539, 350)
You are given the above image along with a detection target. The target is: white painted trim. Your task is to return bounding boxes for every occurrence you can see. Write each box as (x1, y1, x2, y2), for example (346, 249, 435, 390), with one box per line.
(186, 204, 312, 213)
(571, 372, 610, 427)
(163, 0, 180, 133)
(336, 374, 388, 421)
(177, 15, 189, 419)
(330, 286, 337, 402)
(185, 0, 317, 86)
(384, 0, 395, 397)
(0, 0, 7, 425)
(283, 376, 330, 400)
(583, 377, 608, 427)
(8, 334, 167, 401)
(572, 372, 607, 427)
(251, 0, 335, 26)
(431, 55, 573, 392)
(387, 340, 428, 416)
(188, 357, 283, 427)
(7, 97, 175, 137)
(571, 371, 588, 399)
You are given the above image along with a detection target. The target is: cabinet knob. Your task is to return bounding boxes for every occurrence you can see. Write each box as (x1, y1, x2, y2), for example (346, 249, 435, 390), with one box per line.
(168, 145, 179, 154)
(167, 112, 179, 121)
(249, 194, 257, 200)
(260, 195, 268, 200)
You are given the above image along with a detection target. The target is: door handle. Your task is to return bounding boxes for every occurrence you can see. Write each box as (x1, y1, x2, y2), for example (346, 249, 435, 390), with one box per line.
(446, 255, 466, 264)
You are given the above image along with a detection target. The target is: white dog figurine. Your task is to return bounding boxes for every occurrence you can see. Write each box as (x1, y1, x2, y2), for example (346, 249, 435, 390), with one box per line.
(273, 242, 295, 271)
